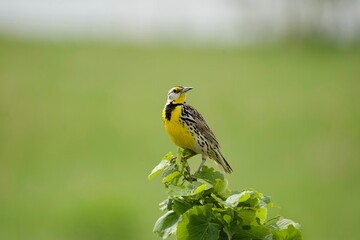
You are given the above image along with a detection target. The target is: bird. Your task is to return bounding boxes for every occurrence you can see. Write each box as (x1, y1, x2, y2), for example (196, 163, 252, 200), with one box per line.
(162, 86, 233, 173)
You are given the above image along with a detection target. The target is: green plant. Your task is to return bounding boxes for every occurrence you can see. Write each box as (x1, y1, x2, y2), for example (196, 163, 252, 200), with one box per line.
(149, 149, 303, 240)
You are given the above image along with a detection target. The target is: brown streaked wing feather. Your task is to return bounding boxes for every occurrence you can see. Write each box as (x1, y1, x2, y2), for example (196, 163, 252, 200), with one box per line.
(183, 104, 220, 147)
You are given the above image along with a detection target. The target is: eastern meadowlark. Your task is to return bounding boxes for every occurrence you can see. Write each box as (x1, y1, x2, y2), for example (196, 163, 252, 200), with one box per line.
(162, 86, 233, 173)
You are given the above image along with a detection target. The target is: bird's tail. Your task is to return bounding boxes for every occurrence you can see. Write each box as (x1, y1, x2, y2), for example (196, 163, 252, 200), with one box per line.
(213, 150, 233, 173)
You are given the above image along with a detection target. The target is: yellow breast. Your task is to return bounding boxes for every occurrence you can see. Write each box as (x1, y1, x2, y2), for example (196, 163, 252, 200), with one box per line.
(162, 105, 196, 151)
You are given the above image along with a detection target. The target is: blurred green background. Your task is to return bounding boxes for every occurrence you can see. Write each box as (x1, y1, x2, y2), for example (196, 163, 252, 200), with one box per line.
(0, 36, 359, 240)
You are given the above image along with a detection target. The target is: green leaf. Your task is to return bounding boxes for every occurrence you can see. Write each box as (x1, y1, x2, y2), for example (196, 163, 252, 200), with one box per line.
(172, 199, 193, 215)
(261, 195, 272, 205)
(224, 215, 269, 240)
(269, 218, 301, 230)
(149, 160, 169, 180)
(222, 215, 242, 239)
(238, 191, 252, 203)
(167, 181, 206, 197)
(193, 183, 207, 195)
(162, 171, 181, 183)
(269, 218, 303, 240)
(271, 224, 303, 240)
(223, 215, 232, 225)
(153, 210, 181, 239)
(213, 178, 230, 197)
(194, 166, 224, 185)
(167, 185, 187, 197)
(162, 162, 179, 179)
(175, 181, 205, 197)
(182, 148, 197, 159)
(238, 209, 256, 225)
(211, 193, 227, 206)
(233, 225, 270, 240)
(162, 152, 174, 161)
(256, 207, 268, 224)
(177, 205, 221, 240)
(159, 199, 171, 211)
(225, 191, 251, 207)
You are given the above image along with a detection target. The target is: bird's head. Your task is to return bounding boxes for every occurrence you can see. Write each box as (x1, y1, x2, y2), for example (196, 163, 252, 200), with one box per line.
(166, 86, 193, 105)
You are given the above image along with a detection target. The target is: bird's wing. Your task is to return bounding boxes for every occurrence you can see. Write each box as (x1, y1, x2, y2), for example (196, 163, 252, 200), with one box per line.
(182, 104, 220, 147)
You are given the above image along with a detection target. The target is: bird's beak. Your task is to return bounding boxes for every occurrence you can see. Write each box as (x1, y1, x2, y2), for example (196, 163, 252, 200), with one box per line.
(181, 87, 193, 93)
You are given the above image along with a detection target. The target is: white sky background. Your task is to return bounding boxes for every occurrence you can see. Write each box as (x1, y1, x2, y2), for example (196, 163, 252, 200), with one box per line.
(0, 0, 359, 45)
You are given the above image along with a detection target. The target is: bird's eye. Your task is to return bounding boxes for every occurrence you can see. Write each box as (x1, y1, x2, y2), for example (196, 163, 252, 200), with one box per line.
(172, 89, 177, 93)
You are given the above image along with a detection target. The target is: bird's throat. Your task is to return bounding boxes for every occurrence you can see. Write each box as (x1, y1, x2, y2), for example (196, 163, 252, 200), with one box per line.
(164, 102, 183, 121)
